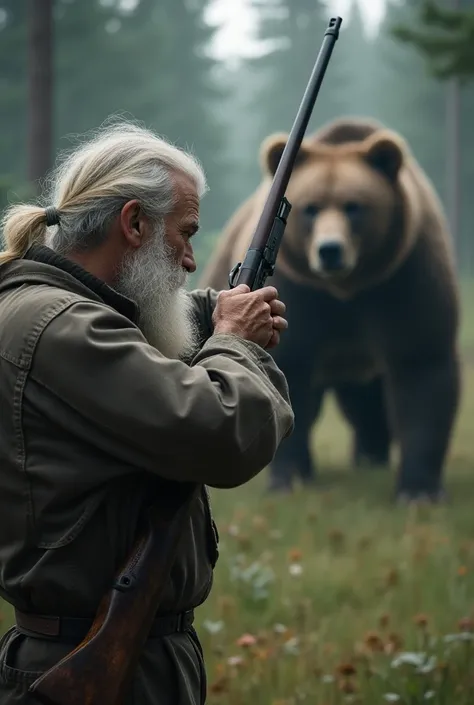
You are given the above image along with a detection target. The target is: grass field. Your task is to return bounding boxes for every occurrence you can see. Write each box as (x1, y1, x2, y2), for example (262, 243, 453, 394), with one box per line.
(2, 283, 474, 704)
(194, 281, 474, 704)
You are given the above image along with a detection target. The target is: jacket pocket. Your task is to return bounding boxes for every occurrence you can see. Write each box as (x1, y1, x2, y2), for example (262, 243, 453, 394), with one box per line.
(0, 629, 44, 687)
(34, 489, 106, 549)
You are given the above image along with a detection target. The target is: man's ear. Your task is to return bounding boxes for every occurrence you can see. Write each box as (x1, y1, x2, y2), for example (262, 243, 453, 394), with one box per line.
(259, 132, 313, 177)
(120, 199, 143, 248)
(362, 130, 406, 182)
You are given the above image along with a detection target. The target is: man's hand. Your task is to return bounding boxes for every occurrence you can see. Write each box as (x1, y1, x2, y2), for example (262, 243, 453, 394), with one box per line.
(212, 285, 288, 349)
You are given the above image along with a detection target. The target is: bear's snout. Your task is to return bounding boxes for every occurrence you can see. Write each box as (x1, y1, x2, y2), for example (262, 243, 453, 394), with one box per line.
(318, 241, 345, 272)
(308, 229, 357, 277)
(306, 207, 357, 277)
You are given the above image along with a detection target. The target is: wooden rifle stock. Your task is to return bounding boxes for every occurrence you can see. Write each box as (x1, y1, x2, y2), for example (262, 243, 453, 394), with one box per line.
(28, 483, 200, 705)
(229, 16, 342, 291)
(28, 16, 343, 705)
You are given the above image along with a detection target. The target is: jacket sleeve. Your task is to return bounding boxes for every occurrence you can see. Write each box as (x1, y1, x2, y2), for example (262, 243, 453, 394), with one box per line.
(187, 287, 219, 345)
(28, 300, 294, 489)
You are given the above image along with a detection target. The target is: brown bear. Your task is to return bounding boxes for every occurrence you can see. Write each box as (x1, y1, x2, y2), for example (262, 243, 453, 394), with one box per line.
(198, 117, 461, 501)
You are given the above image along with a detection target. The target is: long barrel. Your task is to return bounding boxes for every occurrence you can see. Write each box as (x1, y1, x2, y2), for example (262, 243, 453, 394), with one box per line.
(233, 16, 342, 289)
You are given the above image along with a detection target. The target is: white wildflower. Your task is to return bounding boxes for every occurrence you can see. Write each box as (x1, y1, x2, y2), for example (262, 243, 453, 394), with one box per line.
(391, 652, 427, 669)
(289, 563, 303, 576)
(202, 619, 224, 634)
(274, 623, 287, 633)
(283, 637, 300, 655)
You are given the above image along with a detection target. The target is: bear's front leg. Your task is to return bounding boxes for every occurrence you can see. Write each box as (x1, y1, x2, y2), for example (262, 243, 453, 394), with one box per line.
(267, 350, 323, 492)
(387, 354, 461, 501)
(334, 377, 392, 469)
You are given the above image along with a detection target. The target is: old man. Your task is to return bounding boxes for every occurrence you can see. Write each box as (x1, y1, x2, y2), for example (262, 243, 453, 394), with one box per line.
(0, 120, 294, 704)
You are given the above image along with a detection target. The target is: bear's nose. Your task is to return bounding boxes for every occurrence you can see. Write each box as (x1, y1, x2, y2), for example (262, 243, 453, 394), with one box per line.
(318, 241, 344, 270)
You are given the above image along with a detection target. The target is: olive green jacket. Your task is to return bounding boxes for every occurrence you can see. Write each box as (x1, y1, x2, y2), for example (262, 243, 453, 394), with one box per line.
(0, 244, 294, 704)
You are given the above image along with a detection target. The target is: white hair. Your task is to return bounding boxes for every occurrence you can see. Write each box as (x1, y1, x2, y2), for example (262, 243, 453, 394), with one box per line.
(0, 118, 208, 263)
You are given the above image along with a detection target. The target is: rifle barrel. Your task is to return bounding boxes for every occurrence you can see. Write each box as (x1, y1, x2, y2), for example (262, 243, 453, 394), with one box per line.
(234, 16, 342, 288)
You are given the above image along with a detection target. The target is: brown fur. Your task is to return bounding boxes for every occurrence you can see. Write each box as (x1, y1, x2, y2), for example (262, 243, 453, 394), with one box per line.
(201, 118, 453, 300)
(199, 117, 461, 500)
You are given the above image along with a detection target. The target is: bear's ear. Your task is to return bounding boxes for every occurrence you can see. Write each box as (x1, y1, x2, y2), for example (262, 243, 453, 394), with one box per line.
(260, 132, 312, 177)
(362, 131, 405, 182)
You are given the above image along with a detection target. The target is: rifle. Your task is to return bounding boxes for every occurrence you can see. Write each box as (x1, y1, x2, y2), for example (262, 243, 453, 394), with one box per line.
(28, 16, 342, 705)
(29, 484, 201, 705)
(229, 16, 342, 290)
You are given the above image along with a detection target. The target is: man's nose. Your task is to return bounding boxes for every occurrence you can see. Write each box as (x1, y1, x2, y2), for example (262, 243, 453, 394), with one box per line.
(183, 246, 196, 273)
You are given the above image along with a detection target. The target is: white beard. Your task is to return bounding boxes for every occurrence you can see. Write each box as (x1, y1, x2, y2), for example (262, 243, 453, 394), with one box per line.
(115, 225, 200, 360)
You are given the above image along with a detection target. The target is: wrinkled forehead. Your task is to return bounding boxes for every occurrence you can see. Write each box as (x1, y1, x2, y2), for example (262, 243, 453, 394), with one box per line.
(170, 171, 198, 205)
(286, 156, 394, 208)
(171, 172, 200, 218)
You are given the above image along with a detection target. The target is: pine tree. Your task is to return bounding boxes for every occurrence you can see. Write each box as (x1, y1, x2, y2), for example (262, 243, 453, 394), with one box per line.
(56, 0, 230, 233)
(215, 60, 272, 206)
(247, 0, 349, 136)
(459, 82, 474, 268)
(0, 0, 232, 233)
(0, 0, 28, 184)
(392, 0, 474, 81)
(223, 0, 351, 201)
(333, 0, 378, 117)
(0, 0, 125, 194)
(54, 0, 128, 139)
(27, 0, 54, 189)
(152, 0, 232, 232)
(367, 0, 447, 203)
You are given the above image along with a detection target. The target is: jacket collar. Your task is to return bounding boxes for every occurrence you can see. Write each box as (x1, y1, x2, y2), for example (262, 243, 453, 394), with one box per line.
(13, 244, 140, 323)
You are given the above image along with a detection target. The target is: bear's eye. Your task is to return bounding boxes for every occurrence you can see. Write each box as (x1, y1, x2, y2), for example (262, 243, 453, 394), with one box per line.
(343, 201, 363, 218)
(303, 203, 319, 219)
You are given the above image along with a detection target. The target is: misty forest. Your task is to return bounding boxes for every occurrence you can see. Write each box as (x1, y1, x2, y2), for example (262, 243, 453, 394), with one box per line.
(2, 0, 474, 703)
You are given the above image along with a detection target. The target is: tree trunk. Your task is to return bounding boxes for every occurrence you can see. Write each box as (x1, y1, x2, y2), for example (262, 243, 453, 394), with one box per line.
(446, 0, 460, 266)
(27, 0, 54, 191)
(446, 76, 460, 253)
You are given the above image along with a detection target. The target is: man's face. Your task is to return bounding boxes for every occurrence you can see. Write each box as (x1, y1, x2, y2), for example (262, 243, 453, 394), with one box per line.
(115, 174, 201, 360)
(163, 172, 200, 276)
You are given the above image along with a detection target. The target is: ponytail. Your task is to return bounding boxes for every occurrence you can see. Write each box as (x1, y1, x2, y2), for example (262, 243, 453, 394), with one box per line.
(0, 204, 50, 265)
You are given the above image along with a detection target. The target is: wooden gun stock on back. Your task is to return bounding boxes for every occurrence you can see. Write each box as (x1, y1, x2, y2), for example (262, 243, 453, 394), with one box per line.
(28, 484, 200, 705)
(28, 16, 342, 705)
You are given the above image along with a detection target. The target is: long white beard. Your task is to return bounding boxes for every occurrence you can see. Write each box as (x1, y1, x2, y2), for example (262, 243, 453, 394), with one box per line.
(115, 225, 200, 360)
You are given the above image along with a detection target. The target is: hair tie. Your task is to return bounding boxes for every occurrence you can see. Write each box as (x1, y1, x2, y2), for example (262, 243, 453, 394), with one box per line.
(44, 206, 60, 227)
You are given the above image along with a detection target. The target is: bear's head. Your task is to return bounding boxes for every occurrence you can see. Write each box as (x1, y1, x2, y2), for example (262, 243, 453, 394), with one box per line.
(260, 128, 417, 294)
